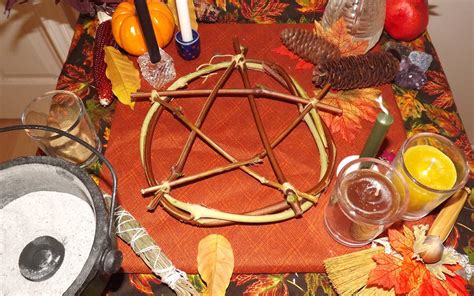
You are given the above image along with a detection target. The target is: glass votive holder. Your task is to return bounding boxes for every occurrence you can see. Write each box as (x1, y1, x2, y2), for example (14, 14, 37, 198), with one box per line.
(21, 90, 101, 168)
(175, 29, 200, 60)
(392, 133, 469, 221)
(324, 157, 408, 247)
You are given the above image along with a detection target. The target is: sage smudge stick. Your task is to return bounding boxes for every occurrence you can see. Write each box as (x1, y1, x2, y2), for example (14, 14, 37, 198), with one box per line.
(103, 195, 199, 296)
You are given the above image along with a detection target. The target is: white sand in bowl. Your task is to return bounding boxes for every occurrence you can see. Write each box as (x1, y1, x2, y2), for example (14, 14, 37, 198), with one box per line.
(0, 191, 96, 295)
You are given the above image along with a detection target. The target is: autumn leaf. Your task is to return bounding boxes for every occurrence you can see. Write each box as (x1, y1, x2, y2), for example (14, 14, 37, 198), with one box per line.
(455, 134, 474, 175)
(392, 86, 425, 121)
(313, 17, 369, 56)
(240, 0, 289, 24)
(295, 0, 326, 14)
(57, 64, 93, 99)
(197, 234, 234, 296)
(424, 104, 463, 138)
(319, 88, 381, 142)
(389, 226, 416, 258)
(304, 273, 336, 295)
(423, 71, 453, 109)
(271, 45, 313, 70)
(439, 265, 470, 296)
(128, 274, 161, 295)
(367, 254, 416, 294)
(104, 46, 140, 108)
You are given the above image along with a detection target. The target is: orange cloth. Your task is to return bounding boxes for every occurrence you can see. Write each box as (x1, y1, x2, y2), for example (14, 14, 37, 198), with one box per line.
(103, 24, 411, 274)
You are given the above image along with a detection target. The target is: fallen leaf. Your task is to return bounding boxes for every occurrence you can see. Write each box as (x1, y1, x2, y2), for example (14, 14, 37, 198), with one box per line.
(367, 254, 416, 294)
(389, 225, 416, 258)
(313, 17, 369, 56)
(197, 234, 234, 296)
(319, 88, 381, 142)
(242, 274, 289, 296)
(104, 46, 140, 108)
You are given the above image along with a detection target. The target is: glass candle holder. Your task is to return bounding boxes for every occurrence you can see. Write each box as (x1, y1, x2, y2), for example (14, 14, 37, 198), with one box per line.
(324, 157, 408, 247)
(21, 90, 101, 168)
(392, 133, 469, 221)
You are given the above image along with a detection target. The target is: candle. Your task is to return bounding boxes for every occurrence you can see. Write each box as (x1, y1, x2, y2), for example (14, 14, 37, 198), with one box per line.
(360, 112, 394, 158)
(324, 158, 408, 246)
(393, 133, 469, 221)
(135, 0, 161, 63)
(176, 0, 193, 42)
(402, 145, 456, 213)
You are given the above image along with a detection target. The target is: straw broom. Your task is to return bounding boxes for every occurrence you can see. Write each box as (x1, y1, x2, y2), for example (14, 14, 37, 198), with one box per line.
(323, 187, 470, 296)
(104, 195, 200, 296)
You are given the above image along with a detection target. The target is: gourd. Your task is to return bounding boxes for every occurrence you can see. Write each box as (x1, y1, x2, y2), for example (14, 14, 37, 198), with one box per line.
(111, 0, 175, 56)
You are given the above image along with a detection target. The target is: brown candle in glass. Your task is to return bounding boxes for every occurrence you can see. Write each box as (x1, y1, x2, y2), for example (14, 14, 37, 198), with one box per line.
(324, 158, 408, 247)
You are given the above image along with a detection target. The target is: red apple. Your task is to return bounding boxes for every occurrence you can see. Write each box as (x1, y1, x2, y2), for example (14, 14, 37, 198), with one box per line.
(385, 0, 429, 41)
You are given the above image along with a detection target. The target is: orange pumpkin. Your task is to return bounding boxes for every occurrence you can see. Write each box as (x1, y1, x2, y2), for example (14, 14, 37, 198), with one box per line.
(111, 0, 175, 56)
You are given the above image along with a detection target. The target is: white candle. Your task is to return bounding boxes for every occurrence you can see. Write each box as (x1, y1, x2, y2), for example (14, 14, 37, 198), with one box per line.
(176, 0, 193, 42)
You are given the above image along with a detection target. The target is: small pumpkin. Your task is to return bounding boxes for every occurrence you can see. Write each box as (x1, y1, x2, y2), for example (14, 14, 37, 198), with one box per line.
(111, 0, 175, 56)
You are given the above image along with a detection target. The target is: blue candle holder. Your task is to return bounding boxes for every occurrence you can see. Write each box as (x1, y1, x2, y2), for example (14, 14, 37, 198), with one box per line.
(175, 30, 200, 60)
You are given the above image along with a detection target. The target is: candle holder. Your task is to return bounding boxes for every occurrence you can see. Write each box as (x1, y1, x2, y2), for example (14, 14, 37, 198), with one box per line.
(175, 30, 200, 60)
(324, 157, 408, 247)
(392, 133, 469, 221)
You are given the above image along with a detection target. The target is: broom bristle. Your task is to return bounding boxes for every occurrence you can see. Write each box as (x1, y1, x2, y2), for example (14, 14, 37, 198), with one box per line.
(324, 247, 394, 296)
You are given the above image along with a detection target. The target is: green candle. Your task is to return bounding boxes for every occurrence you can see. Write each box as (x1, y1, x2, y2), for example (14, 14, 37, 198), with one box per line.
(360, 112, 394, 158)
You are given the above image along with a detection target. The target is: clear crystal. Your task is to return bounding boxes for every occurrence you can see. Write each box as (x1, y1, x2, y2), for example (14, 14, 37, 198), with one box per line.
(408, 51, 433, 73)
(138, 49, 176, 90)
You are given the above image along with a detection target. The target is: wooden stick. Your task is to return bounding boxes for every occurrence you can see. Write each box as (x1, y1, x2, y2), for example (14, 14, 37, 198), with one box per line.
(131, 88, 342, 115)
(151, 96, 318, 203)
(141, 157, 262, 195)
(147, 59, 237, 210)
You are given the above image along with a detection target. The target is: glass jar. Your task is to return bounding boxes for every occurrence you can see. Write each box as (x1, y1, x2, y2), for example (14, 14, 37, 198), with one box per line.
(322, 0, 386, 52)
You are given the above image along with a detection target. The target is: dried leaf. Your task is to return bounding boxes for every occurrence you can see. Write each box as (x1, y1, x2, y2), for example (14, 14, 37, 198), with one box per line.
(389, 225, 417, 258)
(167, 0, 198, 30)
(104, 46, 140, 108)
(367, 254, 416, 294)
(313, 17, 369, 56)
(319, 88, 381, 142)
(197, 234, 234, 296)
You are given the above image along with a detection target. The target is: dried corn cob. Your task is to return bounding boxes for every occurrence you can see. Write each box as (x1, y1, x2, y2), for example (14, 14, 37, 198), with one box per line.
(94, 12, 116, 107)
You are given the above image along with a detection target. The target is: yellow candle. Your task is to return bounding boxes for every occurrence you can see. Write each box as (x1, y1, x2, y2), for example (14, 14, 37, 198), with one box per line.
(403, 145, 457, 212)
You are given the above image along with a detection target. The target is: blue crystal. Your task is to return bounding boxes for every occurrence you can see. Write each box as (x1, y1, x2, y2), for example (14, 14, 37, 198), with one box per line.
(408, 51, 433, 72)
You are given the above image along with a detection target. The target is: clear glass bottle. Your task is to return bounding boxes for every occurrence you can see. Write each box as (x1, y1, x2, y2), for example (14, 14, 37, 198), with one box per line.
(322, 0, 386, 52)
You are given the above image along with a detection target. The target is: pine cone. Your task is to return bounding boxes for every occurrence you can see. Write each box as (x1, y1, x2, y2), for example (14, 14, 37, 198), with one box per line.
(281, 28, 341, 65)
(312, 51, 400, 90)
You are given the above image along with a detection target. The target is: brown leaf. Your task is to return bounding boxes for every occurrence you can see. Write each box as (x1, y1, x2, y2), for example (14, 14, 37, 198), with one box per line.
(197, 234, 234, 296)
(424, 104, 463, 138)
